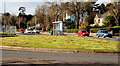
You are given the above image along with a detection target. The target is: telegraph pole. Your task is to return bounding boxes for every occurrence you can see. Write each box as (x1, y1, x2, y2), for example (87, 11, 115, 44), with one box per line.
(4, 0, 6, 33)
(19, 16, 20, 30)
(35, 14, 37, 30)
(46, 9, 47, 26)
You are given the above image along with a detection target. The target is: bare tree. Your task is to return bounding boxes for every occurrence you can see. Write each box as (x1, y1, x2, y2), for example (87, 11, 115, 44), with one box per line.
(35, 5, 48, 25)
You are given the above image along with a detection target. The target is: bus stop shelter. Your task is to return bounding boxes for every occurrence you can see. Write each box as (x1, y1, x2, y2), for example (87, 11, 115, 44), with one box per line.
(52, 21, 71, 35)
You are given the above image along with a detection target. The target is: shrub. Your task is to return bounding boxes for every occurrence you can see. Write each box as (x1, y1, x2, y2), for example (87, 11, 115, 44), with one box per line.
(90, 28, 106, 33)
(67, 29, 79, 33)
(114, 33, 119, 36)
(112, 26, 120, 28)
(0, 33, 16, 35)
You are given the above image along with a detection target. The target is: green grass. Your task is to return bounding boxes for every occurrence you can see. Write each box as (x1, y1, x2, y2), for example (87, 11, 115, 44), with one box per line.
(1, 35, 119, 51)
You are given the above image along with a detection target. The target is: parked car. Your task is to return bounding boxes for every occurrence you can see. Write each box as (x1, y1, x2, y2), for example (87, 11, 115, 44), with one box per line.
(25, 29, 32, 33)
(78, 30, 89, 36)
(96, 30, 112, 38)
(32, 29, 40, 34)
(20, 29, 24, 33)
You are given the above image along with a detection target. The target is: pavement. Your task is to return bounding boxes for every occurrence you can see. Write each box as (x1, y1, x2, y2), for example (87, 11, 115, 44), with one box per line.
(2, 49, 119, 65)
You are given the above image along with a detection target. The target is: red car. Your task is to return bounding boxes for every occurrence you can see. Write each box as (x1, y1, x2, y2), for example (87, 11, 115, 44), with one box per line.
(78, 30, 89, 36)
(20, 29, 24, 33)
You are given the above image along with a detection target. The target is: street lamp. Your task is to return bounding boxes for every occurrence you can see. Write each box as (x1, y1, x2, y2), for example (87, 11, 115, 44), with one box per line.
(4, 0, 6, 33)
(35, 13, 37, 30)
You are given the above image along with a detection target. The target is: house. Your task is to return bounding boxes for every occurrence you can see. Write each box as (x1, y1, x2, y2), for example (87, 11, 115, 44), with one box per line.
(94, 14, 104, 26)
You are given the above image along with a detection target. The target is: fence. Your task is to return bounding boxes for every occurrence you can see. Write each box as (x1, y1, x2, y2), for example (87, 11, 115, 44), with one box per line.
(0, 26, 16, 33)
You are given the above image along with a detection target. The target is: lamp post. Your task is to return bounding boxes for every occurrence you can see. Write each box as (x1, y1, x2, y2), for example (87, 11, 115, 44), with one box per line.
(35, 14, 37, 30)
(4, 0, 6, 33)
(19, 16, 20, 30)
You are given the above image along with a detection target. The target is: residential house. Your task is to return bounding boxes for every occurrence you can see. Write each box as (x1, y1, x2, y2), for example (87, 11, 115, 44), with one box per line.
(94, 10, 113, 26)
(94, 14, 104, 26)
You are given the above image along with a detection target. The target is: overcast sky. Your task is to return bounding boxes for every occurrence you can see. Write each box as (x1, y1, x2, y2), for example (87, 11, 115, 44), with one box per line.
(0, 0, 117, 16)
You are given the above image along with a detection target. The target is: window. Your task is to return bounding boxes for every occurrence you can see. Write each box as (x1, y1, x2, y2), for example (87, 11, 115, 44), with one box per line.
(82, 31, 87, 32)
(79, 31, 81, 32)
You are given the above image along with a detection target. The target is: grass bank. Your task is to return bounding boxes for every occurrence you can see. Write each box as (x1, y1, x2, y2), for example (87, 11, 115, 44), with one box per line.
(1, 35, 119, 51)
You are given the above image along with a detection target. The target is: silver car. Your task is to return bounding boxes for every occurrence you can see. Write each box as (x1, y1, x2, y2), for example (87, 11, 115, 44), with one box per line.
(32, 29, 39, 34)
(25, 29, 32, 33)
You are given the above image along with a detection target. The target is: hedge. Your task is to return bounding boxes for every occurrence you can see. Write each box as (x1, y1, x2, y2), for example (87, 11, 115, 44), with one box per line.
(90, 27, 120, 36)
(90, 28, 106, 33)
(64, 29, 79, 33)
(0, 33, 16, 35)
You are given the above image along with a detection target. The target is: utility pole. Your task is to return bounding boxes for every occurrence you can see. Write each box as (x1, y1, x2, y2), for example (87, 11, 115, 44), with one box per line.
(4, 0, 6, 33)
(35, 14, 37, 30)
(46, 9, 47, 26)
(19, 16, 20, 30)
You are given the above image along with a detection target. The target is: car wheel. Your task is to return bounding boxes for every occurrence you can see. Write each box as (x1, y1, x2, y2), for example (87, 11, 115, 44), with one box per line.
(97, 35, 100, 38)
(96, 34, 99, 37)
(102, 35, 106, 38)
(81, 34, 82, 36)
(110, 36, 112, 38)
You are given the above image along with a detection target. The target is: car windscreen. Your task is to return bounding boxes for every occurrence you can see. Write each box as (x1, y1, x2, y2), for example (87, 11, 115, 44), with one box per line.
(28, 29, 31, 31)
(82, 31, 87, 32)
(102, 31, 108, 33)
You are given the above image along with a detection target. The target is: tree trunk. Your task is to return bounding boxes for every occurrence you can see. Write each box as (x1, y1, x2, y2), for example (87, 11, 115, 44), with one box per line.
(76, 17, 79, 29)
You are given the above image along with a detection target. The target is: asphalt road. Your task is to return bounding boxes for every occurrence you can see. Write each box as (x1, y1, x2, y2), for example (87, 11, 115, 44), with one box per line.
(2, 49, 119, 64)
(17, 33, 120, 41)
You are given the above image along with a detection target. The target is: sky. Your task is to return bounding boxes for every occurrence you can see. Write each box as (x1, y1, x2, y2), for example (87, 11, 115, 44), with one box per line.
(0, 0, 118, 16)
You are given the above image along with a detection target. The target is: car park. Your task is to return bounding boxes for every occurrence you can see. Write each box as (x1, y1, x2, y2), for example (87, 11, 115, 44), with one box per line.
(78, 30, 89, 36)
(96, 30, 112, 38)
(20, 29, 24, 33)
(25, 29, 32, 33)
(32, 29, 40, 34)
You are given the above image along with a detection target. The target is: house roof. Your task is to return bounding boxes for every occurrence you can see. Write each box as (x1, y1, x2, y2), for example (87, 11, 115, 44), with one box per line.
(96, 14, 103, 18)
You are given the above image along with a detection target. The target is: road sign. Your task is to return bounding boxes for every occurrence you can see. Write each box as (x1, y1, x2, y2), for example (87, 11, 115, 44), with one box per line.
(71, 16, 75, 21)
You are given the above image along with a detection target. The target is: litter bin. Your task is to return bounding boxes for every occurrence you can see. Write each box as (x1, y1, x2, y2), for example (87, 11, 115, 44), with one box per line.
(50, 31, 53, 35)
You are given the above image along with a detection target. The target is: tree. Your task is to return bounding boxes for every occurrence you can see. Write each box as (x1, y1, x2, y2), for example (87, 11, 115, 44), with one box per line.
(3, 12, 10, 26)
(94, 3, 107, 14)
(85, 15, 94, 25)
(108, 2, 120, 26)
(18, 7, 27, 28)
(35, 5, 47, 25)
(47, 2, 66, 22)
(103, 15, 115, 27)
(9, 15, 17, 26)
(26, 14, 33, 21)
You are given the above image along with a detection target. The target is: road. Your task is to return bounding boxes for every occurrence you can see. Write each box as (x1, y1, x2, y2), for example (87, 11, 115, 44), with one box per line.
(17, 33, 120, 41)
(2, 49, 119, 64)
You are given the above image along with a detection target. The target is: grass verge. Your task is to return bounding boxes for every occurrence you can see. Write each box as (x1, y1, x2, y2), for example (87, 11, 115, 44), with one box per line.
(1, 35, 119, 51)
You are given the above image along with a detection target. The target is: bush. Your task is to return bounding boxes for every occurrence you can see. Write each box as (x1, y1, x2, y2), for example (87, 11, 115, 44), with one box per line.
(112, 26, 120, 28)
(114, 33, 119, 36)
(0, 33, 16, 35)
(90, 28, 106, 33)
(66, 29, 79, 33)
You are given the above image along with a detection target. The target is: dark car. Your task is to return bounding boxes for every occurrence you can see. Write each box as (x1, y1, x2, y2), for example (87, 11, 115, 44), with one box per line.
(20, 29, 24, 33)
(78, 30, 89, 36)
(96, 30, 112, 38)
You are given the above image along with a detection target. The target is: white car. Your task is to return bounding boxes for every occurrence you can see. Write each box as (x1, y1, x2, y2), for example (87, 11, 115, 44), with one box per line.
(25, 29, 32, 33)
(32, 29, 39, 34)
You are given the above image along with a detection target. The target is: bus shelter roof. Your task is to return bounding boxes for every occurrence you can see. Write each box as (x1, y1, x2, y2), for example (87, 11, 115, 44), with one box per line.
(52, 21, 71, 24)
